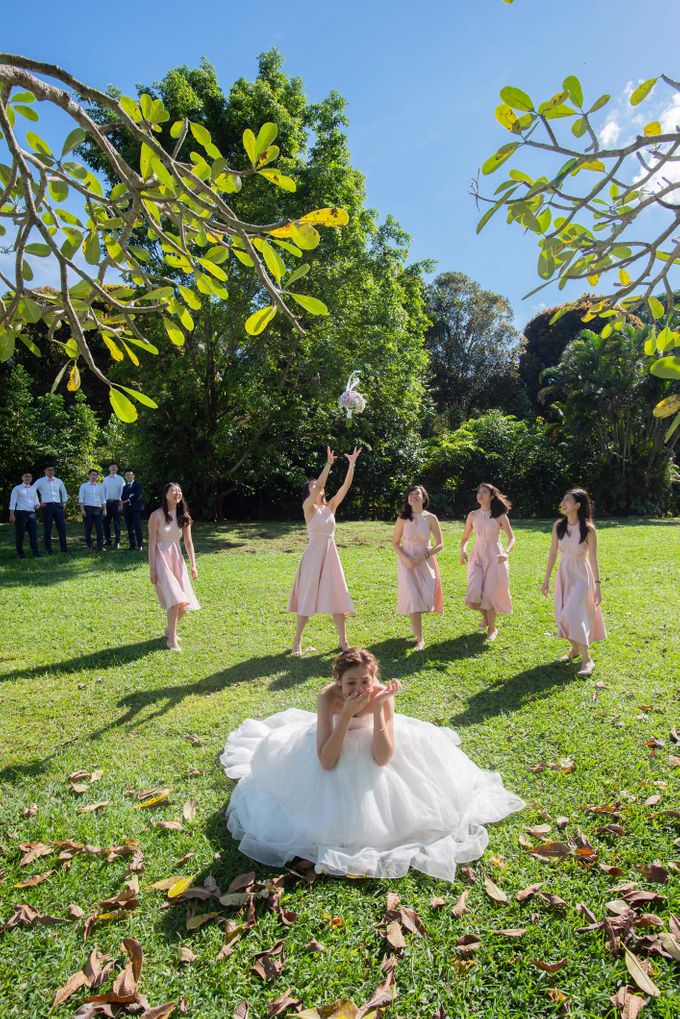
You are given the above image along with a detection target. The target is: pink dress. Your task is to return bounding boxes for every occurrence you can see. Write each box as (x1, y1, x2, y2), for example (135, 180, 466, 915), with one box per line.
(153, 512, 200, 612)
(288, 504, 354, 616)
(396, 514, 443, 615)
(554, 526, 605, 646)
(465, 510, 512, 614)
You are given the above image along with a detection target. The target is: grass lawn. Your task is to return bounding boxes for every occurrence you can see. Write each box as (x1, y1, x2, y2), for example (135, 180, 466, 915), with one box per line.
(0, 518, 678, 1019)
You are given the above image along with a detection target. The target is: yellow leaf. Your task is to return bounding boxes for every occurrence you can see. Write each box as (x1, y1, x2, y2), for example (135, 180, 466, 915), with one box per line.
(135, 792, 171, 809)
(618, 268, 631, 286)
(245, 305, 276, 336)
(644, 121, 662, 137)
(587, 273, 599, 286)
(167, 876, 195, 899)
(67, 363, 81, 391)
(653, 394, 680, 418)
(495, 104, 518, 131)
(298, 207, 349, 227)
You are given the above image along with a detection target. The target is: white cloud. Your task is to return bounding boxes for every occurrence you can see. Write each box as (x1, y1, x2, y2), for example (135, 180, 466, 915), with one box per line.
(633, 91, 680, 203)
(600, 117, 621, 146)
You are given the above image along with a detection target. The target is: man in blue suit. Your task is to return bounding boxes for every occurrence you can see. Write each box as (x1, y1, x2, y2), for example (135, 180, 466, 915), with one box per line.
(121, 469, 145, 551)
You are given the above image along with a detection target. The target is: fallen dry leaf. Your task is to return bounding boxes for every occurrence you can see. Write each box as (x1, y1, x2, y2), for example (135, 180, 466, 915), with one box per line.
(139, 1004, 177, 1019)
(610, 985, 647, 1019)
(18, 841, 52, 867)
(173, 945, 197, 965)
(636, 863, 669, 884)
(531, 958, 568, 972)
(167, 876, 195, 899)
(494, 927, 526, 937)
(483, 875, 508, 904)
(452, 889, 470, 917)
(156, 820, 186, 832)
(233, 1003, 250, 1019)
(455, 933, 481, 953)
(51, 969, 91, 1008)
(304, 939, 326, 953)
(526, 841, 571, 860)
(182, 800, 198, 823)
(4, 903, 66, 930)
(355, 957, 396, 1019)
(76, 801, 109, 814)
(68, 903, 85, 919)
(14, 870, 54, 888)
(21, 803, 38, 817)
(228, 871, 256, 892)
(267, 988, 301, 1016)
(624, 947, 660, 997)
(460, 865, 477, 883)
(185, 734, 202, 745)
(516, 882, 543, 902)
(385, 920, 406, 951)
(430, 896, 446, 909)
(174, 852, 196, 869)
(251, 940, 285, 982)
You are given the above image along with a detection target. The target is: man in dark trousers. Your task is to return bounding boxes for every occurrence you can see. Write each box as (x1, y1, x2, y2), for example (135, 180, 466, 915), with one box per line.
(102, 462, 125, 549)
(31, 464, 69, 554)
(9, 471, 40, 558)
(121, 469, 145, 551)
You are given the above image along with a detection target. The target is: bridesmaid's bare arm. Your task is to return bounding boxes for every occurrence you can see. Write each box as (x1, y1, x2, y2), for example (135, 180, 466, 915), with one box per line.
(392, 517, 413, 568)
(328, 448, 361, 512)
(148, 510, 158, 583)
(183, 522, 198, 579)
(586, 526, 602, 605)
(541, 521, 560, 595)
(426, 513, 444, 558)
(303, 448, 335, 517)
(498, 514, 515, 560)
(460, 512, 474, 564)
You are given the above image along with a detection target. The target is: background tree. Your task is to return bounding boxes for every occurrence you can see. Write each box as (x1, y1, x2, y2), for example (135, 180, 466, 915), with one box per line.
(424, 271, 525, 426)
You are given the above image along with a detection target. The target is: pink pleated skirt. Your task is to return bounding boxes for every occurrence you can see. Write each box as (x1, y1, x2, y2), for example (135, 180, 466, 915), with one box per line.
(154, 540, 200, 612)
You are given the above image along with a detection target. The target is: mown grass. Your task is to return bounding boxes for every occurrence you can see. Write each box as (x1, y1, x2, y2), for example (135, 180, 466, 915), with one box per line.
(0, 518, 678, 1018)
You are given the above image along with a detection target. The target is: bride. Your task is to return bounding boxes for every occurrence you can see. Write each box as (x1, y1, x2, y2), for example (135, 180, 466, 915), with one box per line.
(221, 648, 524, 882)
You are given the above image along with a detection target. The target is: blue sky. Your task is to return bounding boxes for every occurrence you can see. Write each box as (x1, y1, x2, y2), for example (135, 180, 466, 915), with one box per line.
(3, 0, 680, 329)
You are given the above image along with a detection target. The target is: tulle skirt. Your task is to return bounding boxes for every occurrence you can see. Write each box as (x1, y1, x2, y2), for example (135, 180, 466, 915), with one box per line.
(221, 709, 525, 883)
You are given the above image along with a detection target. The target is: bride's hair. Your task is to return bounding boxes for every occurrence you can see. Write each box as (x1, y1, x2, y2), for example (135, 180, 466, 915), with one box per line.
(332, 647, 380, 684)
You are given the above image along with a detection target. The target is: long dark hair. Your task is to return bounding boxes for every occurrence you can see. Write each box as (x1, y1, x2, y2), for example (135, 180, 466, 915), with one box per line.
(398, 484, 430, 520)
(556, 488, 593, 543)
(162, 482, 192, 527)
(478, 482, 511, 519)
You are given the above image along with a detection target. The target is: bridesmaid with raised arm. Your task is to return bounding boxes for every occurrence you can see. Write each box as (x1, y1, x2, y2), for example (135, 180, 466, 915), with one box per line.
(289, 446, 361, 656)
(460, 483, 515, 642)
(393, 485, 444, 651)
(541, 488, 605, 677)
(148, 482, 200, 652)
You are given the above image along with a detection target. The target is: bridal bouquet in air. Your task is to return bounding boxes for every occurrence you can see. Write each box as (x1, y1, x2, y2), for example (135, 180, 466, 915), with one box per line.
(338, 371, 366, 419)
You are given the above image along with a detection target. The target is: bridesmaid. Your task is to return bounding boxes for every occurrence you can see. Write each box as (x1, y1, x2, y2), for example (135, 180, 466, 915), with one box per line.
(460, 483, 514, 641)
(393, 485, 444, 651)
(148, 482, 200, 652)
(289, 446, 361, 655)
(541, 488, 605, 677)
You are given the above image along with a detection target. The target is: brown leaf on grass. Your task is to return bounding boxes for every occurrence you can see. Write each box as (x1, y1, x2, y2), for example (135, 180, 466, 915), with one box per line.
(385, 891, 401, 912)
(538, 892, 569, 911)
(597, 824, 626, 837)
(576, 903, 598, 924)
(670, 755, 680, 768)
(624, 947, 660, 997)
(644, 795, 661, 807)
(173, 852, 195, 869)
(526, 842, 571, 859)
(636, 863, 669, 883)
(173, 945, 197, 965)
(328, 916, 345, 929)
(4, 903, 66, 929)
(526, 824, 552, 838)
(460, 865, 477, 884)
(227, 871, 256, 893)
(112, 937, 143, 997)
(218, 892, 252, 908)
(68, 903, 85, 919)
(186, 911, 222, 931)
(516, 882, 543, 902)
(611, 985, 648, 1019)
(529, 763, 545, 773)
(156, 820, 186, 832)
(431, 1007, 447, 1019)
(14, 869, 54, 888)
(251, 941, 285, 982)
(184, 734, 202, 745)
(452, 889, 470, 917)
(531, 958, 567, 972)
(69, 770, 91, 782)
(385, 920, 406, 951)
(216, 923, 246, 960)
(607, 900, 635, 916)
(399, 907, 427, 935)
(21, 803, 38, 817)
(546, 989, 569, 1003)
(18, 841, 53, 866)
(140, 1004, 177, 1019)
(280, 908, 298, 926)
(304, 939, 327, 952)
(599, 864, 625, 877)
(97, 884, 139, 912)
(233, 1003, 250, 1019)
(77, 801, 109, 815)
(430, 897, 446, 909)
(670, 915, 680, 938)
(658, 932, 680, 961)
(105, 841, 140, 862)
(555, 816, 569, 828)
(267, 989, 301, 1017)
(586, 803, 621, 817)
(622, 889, 666, 908)
(355, 956, 397, 1019)
(51, 968, 91, 1008)
(483, 875, 508, 904)
(494, 928, 526, 937)
(182, 800, 198, 823)
(187, 768, 202, 778)
(455, 934, 481, 953)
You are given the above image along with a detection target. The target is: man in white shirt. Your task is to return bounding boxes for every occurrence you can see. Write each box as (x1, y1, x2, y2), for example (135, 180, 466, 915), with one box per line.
(78, 470, 107, 552)
(102, 462, 125, 550)
(31, 464, 69, 554)
(9, 471, 40, 559)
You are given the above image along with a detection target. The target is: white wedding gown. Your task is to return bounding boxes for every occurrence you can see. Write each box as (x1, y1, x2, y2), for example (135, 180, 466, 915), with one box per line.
(221, 708, 524, 883)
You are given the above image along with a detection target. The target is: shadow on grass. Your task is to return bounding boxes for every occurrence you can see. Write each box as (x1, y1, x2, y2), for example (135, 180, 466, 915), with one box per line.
(3, 638, 161, 683)
(447, 660, 582, 729)
(368, 633, 488, 674)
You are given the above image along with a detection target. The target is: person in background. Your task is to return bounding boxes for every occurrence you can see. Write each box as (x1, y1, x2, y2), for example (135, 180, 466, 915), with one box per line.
(78, 469, 107, 553)
(9, 471, 40, 559)
(102, 462, 125, 549)
(32, 464, 69, 554)
(121, 469, 145, 551)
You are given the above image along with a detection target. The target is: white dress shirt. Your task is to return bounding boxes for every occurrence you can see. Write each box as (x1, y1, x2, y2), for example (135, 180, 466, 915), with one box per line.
(102, 474, 125, 500)
(32, 476, 69, 505)
(78, 482, 106, 509)
(10, 483, 40, 512)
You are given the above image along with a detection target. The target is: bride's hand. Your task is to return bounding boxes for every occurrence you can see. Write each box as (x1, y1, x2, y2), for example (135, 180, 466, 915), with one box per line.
(344, 447, 362, 465)
(341, 688, 372, 718)
(326, 445, 336, 465)
(370, 679, 402, 711)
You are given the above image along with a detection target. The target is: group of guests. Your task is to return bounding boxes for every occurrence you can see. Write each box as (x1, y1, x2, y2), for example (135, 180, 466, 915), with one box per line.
(8, 463, 145, 557)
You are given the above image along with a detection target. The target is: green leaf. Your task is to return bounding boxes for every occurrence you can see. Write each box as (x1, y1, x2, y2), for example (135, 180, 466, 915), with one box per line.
(563, 75, 583, 107)
(650, 355, 680, 379)
(543, 104, 576, 120)
(20, 296, 43, 323)
(571, 117, 588, 138)
(11, 90, 35, 103)
(190, 122, 212, 147)
(657, 326, 678, 351)
(285, 263, 310, 287)
(109, 388, 138, 423)
(629, 78, 657, 106)
(24, 243, 51, 257)
(117, 384, 159, 409)
(589, 94, 611, 113)
(495, 104, 519, 131)
(482, 143, 520, 175)
(14, 104, 39, 121)
(123, 336, 159, 355)
(20, 332, 42, 356)
(61, 128, 87, 156)
(648, 295, 665, 320)
(26, 131, 52, 156)
(170, 119, 185, 139)
(197, 257, 227, 281)
(257, 240, 285, 282)
(499, 86, 533, 112)
(665, 413, 680, 442)
(245, 305, 277, 335)
(0, 330, 17, 361)
(205, 245, 229, 264)
(231, 248, 254, 268)
(644, 332, 657, 356)
(48, 178, 69, 203)
(50, 361, 70, 393)
(83, 231, 100, 265)
(102, 334, 124, 361)
(243, 128, 257, 165)
(272, 239, 303, 258)
(140, 143, 153, 180)
(289, 293, 329, 316)
(163, 318, 185, 346)
(258, 168, 297, 192)
(178, 286, 201, 311)
(119, 96, 142, 122)
(255, 122, 278, 158)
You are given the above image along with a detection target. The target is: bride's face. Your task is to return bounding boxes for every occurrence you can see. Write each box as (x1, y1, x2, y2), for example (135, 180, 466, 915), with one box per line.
(338, 664, 376, 700)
